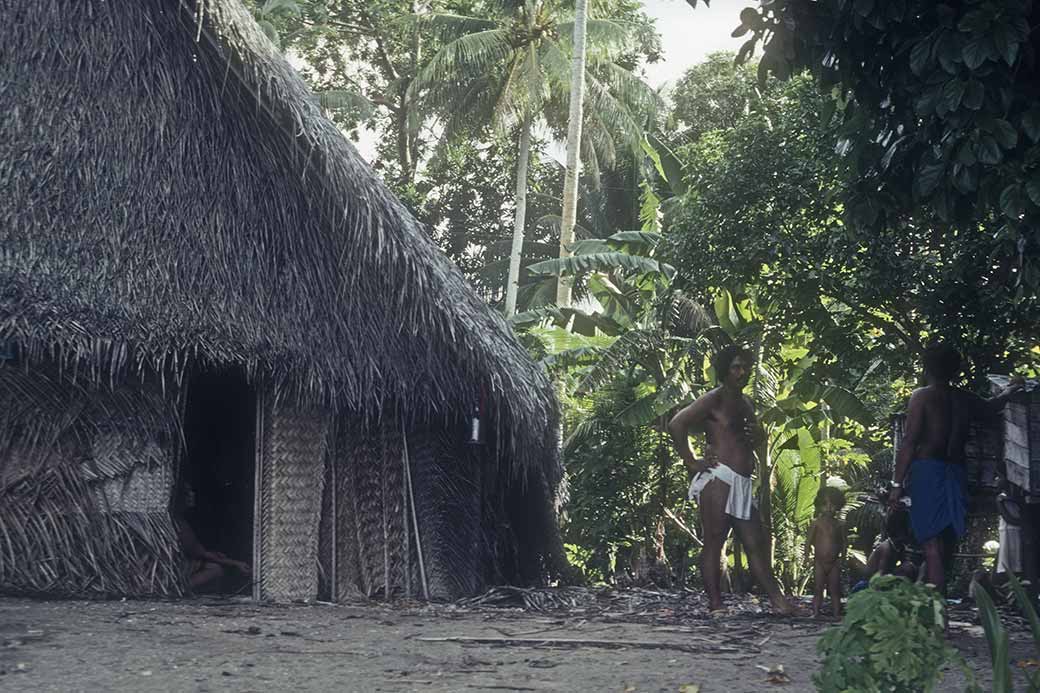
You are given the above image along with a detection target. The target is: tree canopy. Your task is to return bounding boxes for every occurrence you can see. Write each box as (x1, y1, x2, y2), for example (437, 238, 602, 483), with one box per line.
(725, 0, 1040, 371)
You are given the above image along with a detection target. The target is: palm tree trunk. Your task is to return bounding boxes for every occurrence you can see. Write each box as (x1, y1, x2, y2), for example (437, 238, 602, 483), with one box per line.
(753, 334, 774, 563)
(555, 0, 588, 309)
(504, 115, 532, 316)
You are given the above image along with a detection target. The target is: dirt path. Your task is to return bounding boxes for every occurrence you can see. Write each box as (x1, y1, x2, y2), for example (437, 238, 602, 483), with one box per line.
(0, 593, 1031, 692)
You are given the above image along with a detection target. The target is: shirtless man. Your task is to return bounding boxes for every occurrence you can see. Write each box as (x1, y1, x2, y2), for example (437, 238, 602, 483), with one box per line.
(668, 345, 793, 614)
(889, 343, 1022, 594)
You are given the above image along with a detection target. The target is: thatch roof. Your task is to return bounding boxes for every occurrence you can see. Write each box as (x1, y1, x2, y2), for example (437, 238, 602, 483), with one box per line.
(1, 0, 559, 478)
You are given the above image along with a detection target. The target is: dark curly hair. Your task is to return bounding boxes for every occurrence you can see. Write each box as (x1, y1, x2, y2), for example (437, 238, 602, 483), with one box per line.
(712, 344, 753, 384)
(922, 342, 962, 382)
(814, 485, 846, 512)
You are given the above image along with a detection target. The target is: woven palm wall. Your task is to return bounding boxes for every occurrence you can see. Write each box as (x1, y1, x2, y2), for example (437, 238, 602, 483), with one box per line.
(319, 415, 486, 601)
(254, 391, 332, 601)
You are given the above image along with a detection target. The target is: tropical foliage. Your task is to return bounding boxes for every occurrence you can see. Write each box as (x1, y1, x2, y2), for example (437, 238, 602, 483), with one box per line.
(726, 0, 1040, 379)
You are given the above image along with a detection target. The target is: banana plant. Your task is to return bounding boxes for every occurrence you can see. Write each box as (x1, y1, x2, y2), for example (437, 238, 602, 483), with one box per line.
(706, 287, 873, 590)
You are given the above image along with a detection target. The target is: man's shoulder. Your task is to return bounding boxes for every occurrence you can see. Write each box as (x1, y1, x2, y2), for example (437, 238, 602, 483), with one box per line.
(696, 386, 723, 403)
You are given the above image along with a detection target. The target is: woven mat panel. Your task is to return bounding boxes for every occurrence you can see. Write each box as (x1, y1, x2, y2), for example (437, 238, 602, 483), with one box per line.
(331, 420, 364, 600)
(409, 427, 482, 600)
(350, 431, 386, 597)
(380, 421, 408, 599)
(317, 422, 335, 602)
(256, 396, 331, 602)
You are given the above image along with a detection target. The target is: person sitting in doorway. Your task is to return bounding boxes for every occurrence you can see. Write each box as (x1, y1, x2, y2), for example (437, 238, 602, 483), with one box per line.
(173, 484, 251, 592)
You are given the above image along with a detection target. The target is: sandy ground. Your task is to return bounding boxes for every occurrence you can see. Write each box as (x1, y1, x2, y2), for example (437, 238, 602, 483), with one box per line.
(0, 591, 1035, 692)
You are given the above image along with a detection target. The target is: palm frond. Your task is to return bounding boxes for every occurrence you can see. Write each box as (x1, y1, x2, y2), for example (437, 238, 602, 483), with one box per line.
(396, 12, 498, 38)
(557, 19, 631, 55)
(576, 328, 662, 394)
(410, 29, 515, 109)
(669, 292, 715, 338)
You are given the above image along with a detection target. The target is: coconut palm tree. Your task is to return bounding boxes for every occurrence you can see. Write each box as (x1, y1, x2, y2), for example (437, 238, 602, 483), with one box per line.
(409, 0, 657, 315)
(556, 0, 588, 309)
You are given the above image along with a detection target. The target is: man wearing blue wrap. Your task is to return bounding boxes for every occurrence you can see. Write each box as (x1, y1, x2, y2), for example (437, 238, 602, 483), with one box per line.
(888, 343, 1022, 594)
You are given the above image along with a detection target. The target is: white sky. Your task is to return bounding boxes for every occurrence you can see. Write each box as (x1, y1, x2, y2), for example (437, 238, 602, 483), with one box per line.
(641, 0, 747, 91)
(351, 0, 747, 161)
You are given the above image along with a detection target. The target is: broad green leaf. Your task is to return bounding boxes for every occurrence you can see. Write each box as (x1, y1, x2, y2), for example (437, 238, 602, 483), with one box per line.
(941, 79, 965, 111)
(992, 23, 1020, 66)
(975, 584, 1012, 693)
(526, 252, 674, 279)
(915, 159, 945, 197)
(606, 231, 663, 251)
(963, 80, 985, 110)
(976, 135, 1003, 165)
(909, 39, 932, 76)
(1007, 573, 1040, 655)
(639, 181, 662, 233)
(641, 137, 666, 181)
(999, 184, 1024, 219)
(821, 386, 873, 425)
(1023, 108, 1040, 143)
(1026, 175, 1040, 208)
(991, 118, 1019, 149)
(509, 305, 564, 326)
(958, 10, 992, 33)
(962, 38, 991, 69)
(712, 291, 739, 335)
(646, 133, 689, 196)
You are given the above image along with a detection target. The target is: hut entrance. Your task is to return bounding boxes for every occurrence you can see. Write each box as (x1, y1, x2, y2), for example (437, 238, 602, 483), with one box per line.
(179, 369, 257, 594)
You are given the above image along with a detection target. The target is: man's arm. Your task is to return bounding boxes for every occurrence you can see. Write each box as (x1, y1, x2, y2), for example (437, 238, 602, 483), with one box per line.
(667, 391, 716, 476)
(890, 389, 925, 505)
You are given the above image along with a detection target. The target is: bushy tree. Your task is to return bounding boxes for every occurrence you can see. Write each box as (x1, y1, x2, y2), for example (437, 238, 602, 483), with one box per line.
(713, 1, 1040, 378)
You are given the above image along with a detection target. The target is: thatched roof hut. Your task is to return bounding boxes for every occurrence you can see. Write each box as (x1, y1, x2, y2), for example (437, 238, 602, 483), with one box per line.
(1, 0, 565, 601)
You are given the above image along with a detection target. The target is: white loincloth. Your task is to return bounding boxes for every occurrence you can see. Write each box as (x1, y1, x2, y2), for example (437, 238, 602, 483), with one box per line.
(688, 463, 754, 521)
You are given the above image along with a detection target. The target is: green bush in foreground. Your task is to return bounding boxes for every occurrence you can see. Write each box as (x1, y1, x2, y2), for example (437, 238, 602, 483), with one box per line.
(815, 575, 971, 692)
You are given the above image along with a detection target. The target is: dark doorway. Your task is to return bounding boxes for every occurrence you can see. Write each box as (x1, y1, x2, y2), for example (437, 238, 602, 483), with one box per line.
(180, 368, 256, 592)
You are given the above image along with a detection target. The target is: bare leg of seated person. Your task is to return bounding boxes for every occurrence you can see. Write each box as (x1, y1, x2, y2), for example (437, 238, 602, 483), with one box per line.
(190, 561, 225, 592)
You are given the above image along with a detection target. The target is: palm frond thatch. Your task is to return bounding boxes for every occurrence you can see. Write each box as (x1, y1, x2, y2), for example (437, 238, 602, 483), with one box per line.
(0, 365, 183, 596)
(1, 0, 560, 484)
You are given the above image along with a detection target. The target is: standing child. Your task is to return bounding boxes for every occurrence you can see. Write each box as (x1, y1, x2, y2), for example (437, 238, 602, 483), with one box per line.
(805, 486, 847, 619)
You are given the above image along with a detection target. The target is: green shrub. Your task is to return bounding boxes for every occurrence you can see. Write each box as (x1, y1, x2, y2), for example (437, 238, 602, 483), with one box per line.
(814, 575, 971, 692)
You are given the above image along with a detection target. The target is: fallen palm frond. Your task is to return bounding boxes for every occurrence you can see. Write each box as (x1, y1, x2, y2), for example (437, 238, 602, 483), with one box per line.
(0, 365, 184, 597)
